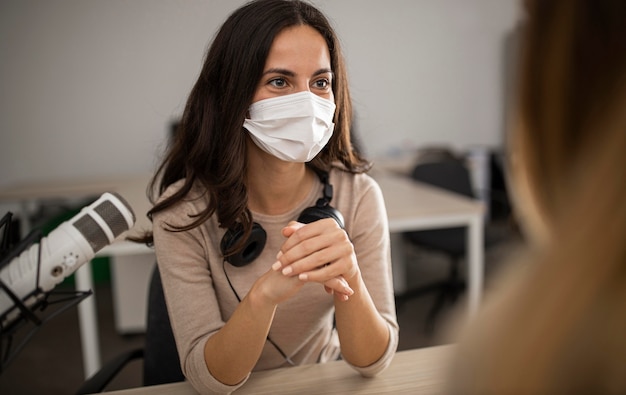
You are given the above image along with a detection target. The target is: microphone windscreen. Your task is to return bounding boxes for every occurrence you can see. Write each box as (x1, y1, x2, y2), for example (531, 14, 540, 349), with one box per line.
(73, 193, 135, 252)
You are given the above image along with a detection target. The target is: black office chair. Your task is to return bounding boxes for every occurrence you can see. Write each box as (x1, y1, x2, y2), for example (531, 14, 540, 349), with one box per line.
(395, 153, 484, 332)
(75, 266, 184, 394)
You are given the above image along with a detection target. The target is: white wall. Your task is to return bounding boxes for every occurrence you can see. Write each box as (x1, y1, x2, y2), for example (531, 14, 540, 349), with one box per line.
(320, 0, 520, 157)
(0, 0, 520, 188)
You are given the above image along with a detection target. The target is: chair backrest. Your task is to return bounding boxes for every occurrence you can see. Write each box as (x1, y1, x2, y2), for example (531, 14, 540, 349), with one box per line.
(410, 158, 475, 199)
(142, 266, 184, 386)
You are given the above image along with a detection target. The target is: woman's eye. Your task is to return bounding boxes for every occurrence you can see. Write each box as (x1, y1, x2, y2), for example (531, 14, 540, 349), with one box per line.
(314, 79, 330, 89)
(269, 78, 287, 88)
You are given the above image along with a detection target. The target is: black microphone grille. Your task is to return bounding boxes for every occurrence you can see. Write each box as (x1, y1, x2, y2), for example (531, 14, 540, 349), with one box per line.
(93, 196, 133, 238)
(71, 192, 136, 253)
(74, 214, 110, 252)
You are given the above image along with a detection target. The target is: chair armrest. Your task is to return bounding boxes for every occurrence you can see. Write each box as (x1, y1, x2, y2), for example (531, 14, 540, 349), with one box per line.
(75, 348, 144, 395)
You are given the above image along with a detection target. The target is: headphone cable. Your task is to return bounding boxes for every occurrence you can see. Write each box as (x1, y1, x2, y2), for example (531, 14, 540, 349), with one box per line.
(222, 260, 296, 366)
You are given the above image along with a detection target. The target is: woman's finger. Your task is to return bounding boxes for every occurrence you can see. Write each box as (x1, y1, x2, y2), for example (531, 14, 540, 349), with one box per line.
(322, 276, 354, 300)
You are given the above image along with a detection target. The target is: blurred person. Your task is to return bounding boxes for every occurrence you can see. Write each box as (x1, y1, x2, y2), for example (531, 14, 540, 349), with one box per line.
(447, 0, 626, 394)
(135, 1, 398, 393)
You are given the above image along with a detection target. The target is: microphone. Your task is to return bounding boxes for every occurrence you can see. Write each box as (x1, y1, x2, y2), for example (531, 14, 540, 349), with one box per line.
(0, 192, 136, 327)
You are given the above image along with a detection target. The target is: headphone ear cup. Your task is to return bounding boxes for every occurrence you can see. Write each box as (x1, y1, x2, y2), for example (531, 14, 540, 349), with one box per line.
(297, 205, 345, 229)
(220, 222, 267, 267)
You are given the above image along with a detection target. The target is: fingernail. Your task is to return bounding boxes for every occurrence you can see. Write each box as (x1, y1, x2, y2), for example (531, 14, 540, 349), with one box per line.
(276, 251, 283, 259)
(282, 266, 293, 275)
(272, 261, 282, 271)
(298, 273, 308, 281)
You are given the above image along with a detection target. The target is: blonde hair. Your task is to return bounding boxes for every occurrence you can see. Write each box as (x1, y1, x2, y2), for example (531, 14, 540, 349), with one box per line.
(449, 1, 626, 393)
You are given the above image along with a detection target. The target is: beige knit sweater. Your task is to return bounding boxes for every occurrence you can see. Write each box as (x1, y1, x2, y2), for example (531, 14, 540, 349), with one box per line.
(153, 167, 399, 394)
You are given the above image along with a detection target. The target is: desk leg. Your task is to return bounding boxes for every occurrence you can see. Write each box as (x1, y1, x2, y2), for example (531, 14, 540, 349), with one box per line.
(390, 232, 408, 294)
(18, 200, 33, 238)
(466, 215, 484, 316)
(75, 262, 101, 379)
(110, 253, 155, 334)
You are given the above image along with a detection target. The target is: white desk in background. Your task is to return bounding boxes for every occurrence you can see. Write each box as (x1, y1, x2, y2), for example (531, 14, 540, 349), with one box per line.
(101, 344, 454, 395)
(370, 170, 485, 317)
(0, 174, 154, 379)
(0, 170, 484, 380)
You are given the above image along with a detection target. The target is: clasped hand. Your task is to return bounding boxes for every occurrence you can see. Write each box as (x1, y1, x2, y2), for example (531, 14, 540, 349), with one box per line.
(272, 219, 358, 301)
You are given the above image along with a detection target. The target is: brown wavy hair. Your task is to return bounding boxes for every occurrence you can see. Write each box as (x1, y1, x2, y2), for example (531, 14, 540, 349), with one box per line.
(449, 1, 626, 393)
(134, 0, 369, 252)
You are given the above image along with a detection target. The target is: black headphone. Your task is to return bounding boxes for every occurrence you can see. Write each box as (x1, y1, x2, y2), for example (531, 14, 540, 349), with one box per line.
(220, 169, 344, 267)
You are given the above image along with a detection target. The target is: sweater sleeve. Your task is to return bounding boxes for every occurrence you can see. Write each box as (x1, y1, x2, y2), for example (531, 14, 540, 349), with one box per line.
(338, 172, 400, 376)
(152, 185, 249, 395)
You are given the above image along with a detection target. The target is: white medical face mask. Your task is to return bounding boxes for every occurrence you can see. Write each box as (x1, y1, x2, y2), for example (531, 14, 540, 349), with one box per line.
(243, 91, 336, 162)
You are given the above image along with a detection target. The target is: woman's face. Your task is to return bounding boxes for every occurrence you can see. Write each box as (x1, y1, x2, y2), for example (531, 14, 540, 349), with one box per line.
(252, 24, 334, 104)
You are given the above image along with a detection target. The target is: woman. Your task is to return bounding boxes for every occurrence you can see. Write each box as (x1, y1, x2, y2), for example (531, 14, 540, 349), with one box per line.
(448, 0, 626, 393)
(141, 1, 398, 393)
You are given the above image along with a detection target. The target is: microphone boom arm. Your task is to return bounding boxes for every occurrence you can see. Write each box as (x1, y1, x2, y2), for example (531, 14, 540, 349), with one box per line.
(0, 214, 93, 375)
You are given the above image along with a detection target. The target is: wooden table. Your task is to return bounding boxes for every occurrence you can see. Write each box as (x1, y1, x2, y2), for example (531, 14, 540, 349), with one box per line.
(102, 345, 455, 395)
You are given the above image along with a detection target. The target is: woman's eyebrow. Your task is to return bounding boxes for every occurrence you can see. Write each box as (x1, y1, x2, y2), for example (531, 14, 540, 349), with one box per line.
(313, 68, 334, 77)
(262, 68, 295, 77)
(262, 68, 333, 77)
